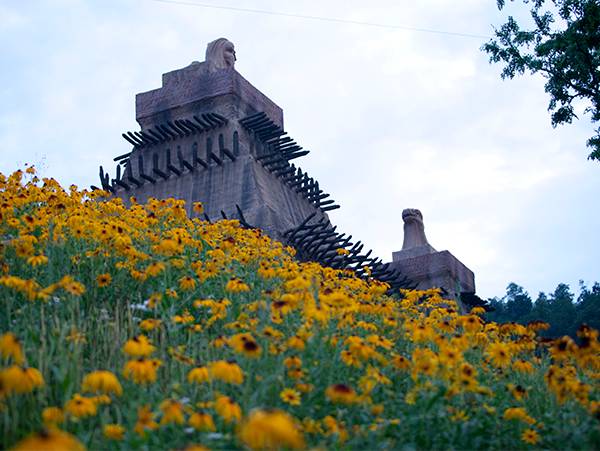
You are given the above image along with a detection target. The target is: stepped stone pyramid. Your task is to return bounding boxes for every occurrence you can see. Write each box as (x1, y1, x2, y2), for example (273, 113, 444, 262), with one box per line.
(98, 38, 477, 299)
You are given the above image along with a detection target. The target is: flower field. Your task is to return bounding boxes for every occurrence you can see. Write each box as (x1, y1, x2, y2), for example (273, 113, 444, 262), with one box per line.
(0, 167, 598, 450)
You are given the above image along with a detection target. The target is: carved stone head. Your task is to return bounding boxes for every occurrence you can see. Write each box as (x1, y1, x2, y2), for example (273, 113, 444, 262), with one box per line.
(205, 38, 236, 72)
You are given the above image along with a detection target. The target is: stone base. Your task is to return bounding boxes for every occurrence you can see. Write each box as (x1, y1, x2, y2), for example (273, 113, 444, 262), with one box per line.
(387, 250, 475, 303)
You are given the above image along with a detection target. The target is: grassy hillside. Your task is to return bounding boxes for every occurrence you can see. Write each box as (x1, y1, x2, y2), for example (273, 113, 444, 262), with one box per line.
(0, 167, 598, 450)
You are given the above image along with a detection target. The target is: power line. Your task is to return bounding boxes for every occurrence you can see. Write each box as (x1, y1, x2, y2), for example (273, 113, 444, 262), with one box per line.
(145, 0, 491, 40)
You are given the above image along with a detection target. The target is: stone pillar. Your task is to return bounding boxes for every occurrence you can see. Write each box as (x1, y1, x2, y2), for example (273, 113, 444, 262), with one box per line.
(388, 209, 475, 303)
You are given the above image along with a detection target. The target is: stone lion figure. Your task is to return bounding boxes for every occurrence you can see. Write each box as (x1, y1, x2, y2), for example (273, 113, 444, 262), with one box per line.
(402, 208, 434, 251)
(205, 38, 236, 72)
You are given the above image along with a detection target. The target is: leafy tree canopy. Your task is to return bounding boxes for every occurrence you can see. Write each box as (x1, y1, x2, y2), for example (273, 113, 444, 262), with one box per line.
(482, 0, 600, 160)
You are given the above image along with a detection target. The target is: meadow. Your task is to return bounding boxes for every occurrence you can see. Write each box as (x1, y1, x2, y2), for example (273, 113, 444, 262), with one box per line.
(0, 167, 598, 450)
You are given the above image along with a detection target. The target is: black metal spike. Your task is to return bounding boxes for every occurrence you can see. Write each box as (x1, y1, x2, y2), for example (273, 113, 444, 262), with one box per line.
(192, 143, 209, 169)
(166, 149, 181, 175)
(148, 128, 167, 142)
(183, 119, 204, 133)
(152, 154, 168, 180)
(166, 121, 185, 138)
(158, 124, 177, 139)
(233, 131, 239, 156)
(174, 120, 194, 135)
(321, 204, 340, 212)
(178, 149, 194, 172)
(139, 131, 159, 144)
(133, 131, 152, 145)
(193, 115, 211, 129)
(122, 133, 139, 147)
(138, 155, 156, 184)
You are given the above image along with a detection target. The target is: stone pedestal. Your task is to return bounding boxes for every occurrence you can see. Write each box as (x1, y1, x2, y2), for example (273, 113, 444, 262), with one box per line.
(388, 250, 475, 302)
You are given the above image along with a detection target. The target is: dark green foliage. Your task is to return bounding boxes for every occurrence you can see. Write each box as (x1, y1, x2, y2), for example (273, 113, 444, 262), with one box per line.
(485, 280, 600, 338)
(482, 0, 600, 160)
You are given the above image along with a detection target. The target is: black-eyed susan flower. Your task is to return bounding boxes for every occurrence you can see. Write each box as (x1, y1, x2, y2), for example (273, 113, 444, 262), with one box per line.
(325, 384, 358, 404)
(215, 395, 242, 423)
(41, 407, 64, 426)
(521, 429, 540, 445)
(187, 366, 210, 384)
(280, 388, 301, 406)
(188, 411, 216, 431)
(95, 273, 111, 287)
(0, 332, 24, 364)
(159, 399, 185, 425)
(64, 393, 97, 418)
(134, 405, 158, 437)
(139, 318, 162, 331)
(103, 424, 125, 440)
(26, 255, 48, 267)
(503, 407, 536, 425)
(122, 358, 162, 384)
(238, 409, 305, 450)
(225, 278, 250, 293)
(486, 342, 512, 368)
(179, 275, 197, 291)
(2, 365, 44, 394)
(208, 360, 244, 384)
(81, 370, 122, 396)
(122, 335, 156, 357)
(11, 427, 85, 451)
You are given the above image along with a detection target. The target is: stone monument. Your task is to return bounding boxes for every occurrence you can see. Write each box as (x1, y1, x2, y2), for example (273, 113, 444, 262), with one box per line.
(387, 209, 475, 302)
(97, 38, 413, 290)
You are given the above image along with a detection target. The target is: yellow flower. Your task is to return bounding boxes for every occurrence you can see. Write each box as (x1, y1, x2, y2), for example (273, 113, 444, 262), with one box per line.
(134, 404, 158, 437)
(122, 358, 162, 384)
(188, 366, 210, 384)
(486, 342, 512, 368)
(26, 255, 48, 267)
(96, 273, 112, 287)
(192, 202, 204, 214)
(11, 427, 85, 451)
(283, 356, 302, 369)
(58, 276, 86, 296)
(280, 388, 301, 406)
(0, 332, 24, 364)
(325, 384, 358, 404)
(41, 407, 64, 426)
(104, 423, 125, 440)
(159, 399, 185, 425)
(139, 318, 162, 331)
(2, 365, 44, 394)
(229, 333, 262, 358)
(188, 411, 216, 431)
(179, 275, 197, 291)
(64, 393, 98, 418)
(81, 370, 122, 396)
(122, 335, 156, 357)
(503, 407, 536, 425)
(521, 428, 540, 445)
(215, 395, 242, 423)
(208, 360, 244, 384)
(238, 409, 305, 450)
(225, 277, 250, 293)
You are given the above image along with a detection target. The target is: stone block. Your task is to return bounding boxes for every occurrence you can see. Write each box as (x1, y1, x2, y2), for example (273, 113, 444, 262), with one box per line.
(388, 250, 475, 301)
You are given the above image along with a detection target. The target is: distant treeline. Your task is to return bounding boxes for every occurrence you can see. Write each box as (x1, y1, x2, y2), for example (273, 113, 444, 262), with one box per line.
(484, 282, 600, 339)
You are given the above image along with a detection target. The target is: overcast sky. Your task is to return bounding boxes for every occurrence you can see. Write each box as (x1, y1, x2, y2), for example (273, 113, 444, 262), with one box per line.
(1, 0, 598, 299)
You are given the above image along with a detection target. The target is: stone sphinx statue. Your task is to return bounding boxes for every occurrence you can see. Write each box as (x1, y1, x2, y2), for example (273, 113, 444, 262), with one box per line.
(205, 38, 236, 72)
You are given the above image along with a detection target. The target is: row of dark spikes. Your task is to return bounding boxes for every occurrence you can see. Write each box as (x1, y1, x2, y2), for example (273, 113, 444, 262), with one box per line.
(239, 112, 340, 213)
(205, 207, 414, 290)
(283, 213, 415, 290)
(92, 133, 238, 193)
(121, 113, 228, 148)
